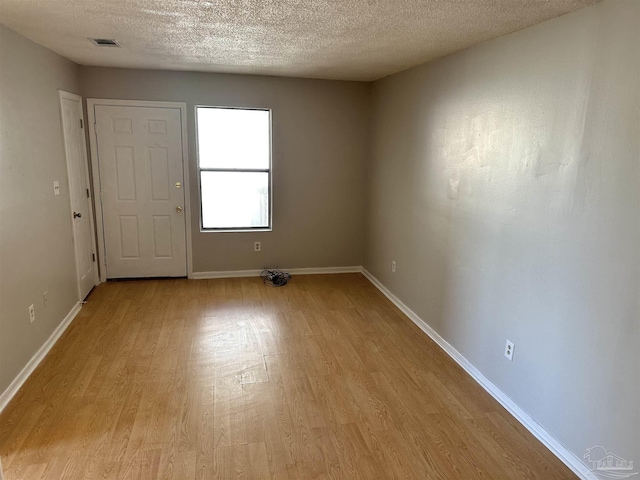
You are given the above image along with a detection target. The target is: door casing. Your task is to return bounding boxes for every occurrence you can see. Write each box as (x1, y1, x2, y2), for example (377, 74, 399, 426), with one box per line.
(87, 99, 193, 281)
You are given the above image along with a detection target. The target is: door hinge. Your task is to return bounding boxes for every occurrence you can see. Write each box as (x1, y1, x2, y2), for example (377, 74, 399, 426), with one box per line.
(80, 119, 84, 129)
(86, 188, 90, 198)
(92, 253, 96, 262)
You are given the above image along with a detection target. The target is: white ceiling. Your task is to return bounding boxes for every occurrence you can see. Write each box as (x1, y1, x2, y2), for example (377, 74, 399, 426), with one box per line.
(0, 0, 597, 81)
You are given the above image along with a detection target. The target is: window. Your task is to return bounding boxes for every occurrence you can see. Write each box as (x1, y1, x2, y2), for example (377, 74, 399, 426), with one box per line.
(196, 106, 272, 230)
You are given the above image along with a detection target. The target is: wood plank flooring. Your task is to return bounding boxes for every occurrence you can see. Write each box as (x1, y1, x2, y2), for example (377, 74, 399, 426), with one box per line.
(0, 274, 577, 479)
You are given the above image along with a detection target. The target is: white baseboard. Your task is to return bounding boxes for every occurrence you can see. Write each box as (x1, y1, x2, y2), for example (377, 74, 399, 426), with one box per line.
(360, 268, 595, 480)
(287, 266, 362, 275)
(191, 269, 262, 279)
(0, 301, 82, 414)
(191, 265, 362, 280)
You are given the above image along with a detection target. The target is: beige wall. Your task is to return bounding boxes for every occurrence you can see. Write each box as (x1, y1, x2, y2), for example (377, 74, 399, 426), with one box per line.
(365, 0, 639, 465)
(0, 25, 81, 395)
(79, 68, 370, 273)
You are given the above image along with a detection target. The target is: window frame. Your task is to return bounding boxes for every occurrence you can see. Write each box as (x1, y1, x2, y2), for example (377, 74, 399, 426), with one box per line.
(195, 105, 273, 232)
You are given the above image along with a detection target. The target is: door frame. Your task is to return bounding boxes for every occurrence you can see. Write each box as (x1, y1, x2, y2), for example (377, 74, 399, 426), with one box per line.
(58, 90, 99, 299)
(87, 98, 193, 281)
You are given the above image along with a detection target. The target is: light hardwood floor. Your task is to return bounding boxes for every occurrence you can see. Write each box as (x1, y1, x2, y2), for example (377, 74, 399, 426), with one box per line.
(0, 274, 576, 479)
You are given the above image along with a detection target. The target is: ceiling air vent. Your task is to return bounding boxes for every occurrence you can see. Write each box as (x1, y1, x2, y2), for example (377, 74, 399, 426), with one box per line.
(91, 38, 120, 47)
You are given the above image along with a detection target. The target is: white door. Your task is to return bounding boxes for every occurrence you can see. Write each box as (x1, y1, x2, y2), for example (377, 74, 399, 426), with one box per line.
(59, 91, 98, 300)
(93, 104, 187, 278)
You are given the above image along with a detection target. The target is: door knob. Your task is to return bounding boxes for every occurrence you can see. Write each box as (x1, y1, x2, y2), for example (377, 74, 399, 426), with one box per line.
(73, 212, 82, 218)
(176, 206, 183, 213)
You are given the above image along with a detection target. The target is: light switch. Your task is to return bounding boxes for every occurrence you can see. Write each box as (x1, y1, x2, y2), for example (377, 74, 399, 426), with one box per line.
(53, 181, 60, 196)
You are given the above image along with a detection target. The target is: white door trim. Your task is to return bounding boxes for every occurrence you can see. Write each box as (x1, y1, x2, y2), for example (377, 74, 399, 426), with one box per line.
(87, 98, 193, 281)
(58, 90, 99, 298)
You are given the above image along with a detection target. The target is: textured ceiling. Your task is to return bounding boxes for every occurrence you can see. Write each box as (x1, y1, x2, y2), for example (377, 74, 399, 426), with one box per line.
(0, 0, 598, 81)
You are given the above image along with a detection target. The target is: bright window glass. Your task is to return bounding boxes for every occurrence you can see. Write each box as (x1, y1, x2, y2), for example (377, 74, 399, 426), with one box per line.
(196, 107, 271, 230)
(198, 108, 270, 170)
(201, 172, 269, 229)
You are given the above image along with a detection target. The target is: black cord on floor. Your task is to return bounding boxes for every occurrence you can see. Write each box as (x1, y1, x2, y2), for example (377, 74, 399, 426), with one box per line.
(260, 268, 291, 287)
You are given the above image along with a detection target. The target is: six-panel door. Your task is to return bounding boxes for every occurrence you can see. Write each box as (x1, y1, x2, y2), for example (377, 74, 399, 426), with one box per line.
(94, 105, 187, 278)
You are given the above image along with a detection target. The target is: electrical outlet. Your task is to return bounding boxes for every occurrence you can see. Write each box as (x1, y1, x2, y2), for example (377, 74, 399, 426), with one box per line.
(504, 340, 514, 361)
(29, 304, 36, 323)
(43, 291, 48, 308)
(391, 261, 396, 273)
(53, 180, 60, 196)
(254, 241, 261, 252)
